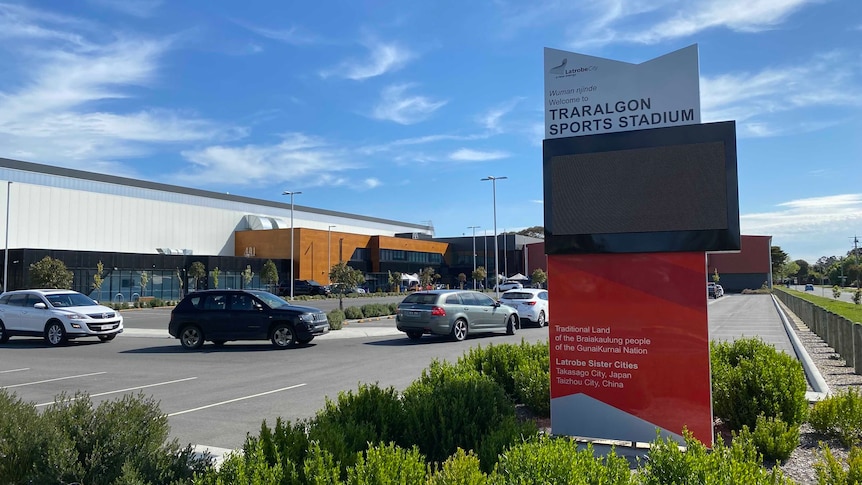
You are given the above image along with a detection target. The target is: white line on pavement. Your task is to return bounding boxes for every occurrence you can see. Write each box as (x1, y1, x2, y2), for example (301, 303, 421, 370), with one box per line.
(0, 367, 29, 374)
(167, 383, 307, 417)
(2, 371, 107, 389)
(35, 377, 199, 407)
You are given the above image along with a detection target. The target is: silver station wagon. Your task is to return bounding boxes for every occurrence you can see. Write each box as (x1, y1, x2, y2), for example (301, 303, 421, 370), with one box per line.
(395, 289, 519, 341)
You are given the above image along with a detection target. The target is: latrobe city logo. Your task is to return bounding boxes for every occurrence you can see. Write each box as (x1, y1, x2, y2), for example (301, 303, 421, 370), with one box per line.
(548, 58, 598, 78)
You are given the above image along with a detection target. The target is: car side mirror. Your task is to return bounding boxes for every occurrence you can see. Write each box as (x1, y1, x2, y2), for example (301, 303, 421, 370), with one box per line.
(34, 302, 47, 309)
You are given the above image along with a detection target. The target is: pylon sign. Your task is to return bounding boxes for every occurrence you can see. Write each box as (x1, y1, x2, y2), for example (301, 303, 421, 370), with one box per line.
(545, 45, 700, 139)
(543, 45, 739, 446)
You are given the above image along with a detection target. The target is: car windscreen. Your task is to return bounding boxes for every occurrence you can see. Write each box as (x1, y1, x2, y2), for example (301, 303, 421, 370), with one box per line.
(501, 292, 533, 300)
(46, 293, 97, 308)
(247, 290, 288, 308)
(401, 293, 440, 305)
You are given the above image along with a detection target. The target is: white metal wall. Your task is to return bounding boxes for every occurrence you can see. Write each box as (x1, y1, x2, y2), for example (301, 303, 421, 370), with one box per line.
(0, 180, 427, 256)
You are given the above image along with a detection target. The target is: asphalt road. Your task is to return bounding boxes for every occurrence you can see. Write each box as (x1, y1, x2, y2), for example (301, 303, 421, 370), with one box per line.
(0, 307, 549, 453)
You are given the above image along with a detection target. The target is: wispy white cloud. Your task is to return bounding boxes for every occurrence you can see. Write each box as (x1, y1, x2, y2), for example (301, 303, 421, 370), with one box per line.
(178, 133, 358, 187)
(449, 148, 509, 162)
(741, 194, 862, 261)
(87, 0, 163, 17)
(363, 178, 382, 189)
(236, 22, 321, 45)
(320, 39, 414, 80)
(701, 52, 862, 137)
(371, 84, 447, 125)
(477, 98, 524, 133)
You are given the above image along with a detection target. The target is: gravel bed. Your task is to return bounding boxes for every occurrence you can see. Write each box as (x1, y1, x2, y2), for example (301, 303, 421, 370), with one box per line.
(773, 300, 862, 484)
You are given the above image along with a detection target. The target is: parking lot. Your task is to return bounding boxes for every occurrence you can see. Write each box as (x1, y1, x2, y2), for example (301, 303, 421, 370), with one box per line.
(1, 293, 791, 456)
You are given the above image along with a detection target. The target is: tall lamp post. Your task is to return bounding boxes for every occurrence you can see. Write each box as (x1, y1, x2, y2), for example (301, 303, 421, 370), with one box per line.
(468, 225, 480, 289)
(328, 225, 336, 283)
(3, 181, 10, 293)
(282, 190, 302, 300)
(481, 175, 507, 299)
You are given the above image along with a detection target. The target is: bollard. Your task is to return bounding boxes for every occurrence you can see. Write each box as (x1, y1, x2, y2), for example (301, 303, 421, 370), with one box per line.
(855, 323, 862, 375)
(840, 316, 853, 367)
(827, 312, 838, 352)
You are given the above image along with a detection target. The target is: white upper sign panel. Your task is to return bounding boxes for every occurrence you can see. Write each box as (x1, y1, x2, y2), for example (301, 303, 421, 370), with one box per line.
(544, 45, 701, 139)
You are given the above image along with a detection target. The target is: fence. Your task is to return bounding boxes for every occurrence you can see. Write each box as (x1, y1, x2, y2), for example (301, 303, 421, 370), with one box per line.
(775, 290, 862, 375)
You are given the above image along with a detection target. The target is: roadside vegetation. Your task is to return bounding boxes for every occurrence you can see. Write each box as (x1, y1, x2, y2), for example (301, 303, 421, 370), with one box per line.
(777, 287, 862, 323)
(6, 337, 862, 483)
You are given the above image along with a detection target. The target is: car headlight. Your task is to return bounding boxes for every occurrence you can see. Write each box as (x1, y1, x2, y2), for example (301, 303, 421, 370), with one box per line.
(65, 313, 87, 320)
(299, 314, 313, 322)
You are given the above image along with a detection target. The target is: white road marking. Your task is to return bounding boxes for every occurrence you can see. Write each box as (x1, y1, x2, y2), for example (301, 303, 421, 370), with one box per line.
(2, 371, 107, 389)
(0, 367, 29, 374)
(35, 377, 199, 407)
(168, 383, 307, 417)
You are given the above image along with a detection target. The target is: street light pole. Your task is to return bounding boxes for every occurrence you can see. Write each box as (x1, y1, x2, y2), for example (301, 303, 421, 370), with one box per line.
(328, 225, 336, 283)
(481, 175, 507, 299)
(283, 190, 302, 300)
(468, 226, 480, 289)
(3, 181, 10, 293)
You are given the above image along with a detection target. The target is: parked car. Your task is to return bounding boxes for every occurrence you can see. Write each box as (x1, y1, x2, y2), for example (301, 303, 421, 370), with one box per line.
(0, 289, 123, 346)
(396, 289, 519, 341)
(499, 288, 550, 327)
(707, 282, 723, 298)
(805, 284, 815, 291)
(493, 281, 523, 292)
(168, 289, 329, 349)
(279, 279, 330, 297)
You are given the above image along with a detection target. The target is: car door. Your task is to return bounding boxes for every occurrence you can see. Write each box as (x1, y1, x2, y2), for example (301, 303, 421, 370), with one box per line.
(474, 292, 507, 331)
(539, 290, 549, 322)
(199, 293, 229, 339)
(0, 293, 31, 332)
(228, 293, 270, 339)
(460, 291, 493, 330)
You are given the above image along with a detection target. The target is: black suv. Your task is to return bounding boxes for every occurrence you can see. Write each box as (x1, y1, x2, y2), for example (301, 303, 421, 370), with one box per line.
(168, 289, 329, 349)
(280, 279, 330, 296)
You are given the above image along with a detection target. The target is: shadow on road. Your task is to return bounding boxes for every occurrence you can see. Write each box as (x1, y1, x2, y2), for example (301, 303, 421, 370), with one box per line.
(120, 342, 320, 354)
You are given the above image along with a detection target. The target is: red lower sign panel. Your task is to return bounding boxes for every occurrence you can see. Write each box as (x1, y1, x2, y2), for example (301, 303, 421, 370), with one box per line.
(548, 252, 713, 446)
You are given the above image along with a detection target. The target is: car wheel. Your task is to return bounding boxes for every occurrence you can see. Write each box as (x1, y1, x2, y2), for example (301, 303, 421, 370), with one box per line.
(179, 325, 204, 350)
(212, 340, 226, 347)
(406, 330, 423, 341)
(451, 319, 468, 342)
(536, 311, 546, 328)
(506, 315, 517, 335)
(98, 334, 116, 342)
(271, 323, 296, 348)
(0, 320, 9, 344)
(44, 321, 67, 346)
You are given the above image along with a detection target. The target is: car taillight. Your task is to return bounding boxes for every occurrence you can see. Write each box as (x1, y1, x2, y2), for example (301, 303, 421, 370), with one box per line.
(524, 301, 537, 306)
(431, 306, 446, 316)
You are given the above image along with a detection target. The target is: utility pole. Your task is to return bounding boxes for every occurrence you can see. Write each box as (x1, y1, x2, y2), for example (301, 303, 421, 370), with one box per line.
(852, 235, 860, 288)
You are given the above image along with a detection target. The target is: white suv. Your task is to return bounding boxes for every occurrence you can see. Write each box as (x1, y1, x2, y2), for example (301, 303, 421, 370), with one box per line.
(0, 289, 123, 346)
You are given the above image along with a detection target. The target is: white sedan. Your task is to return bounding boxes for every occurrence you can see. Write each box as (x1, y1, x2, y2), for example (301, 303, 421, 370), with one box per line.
(494, 281, 524, 292)
(499, 288, 549, 327)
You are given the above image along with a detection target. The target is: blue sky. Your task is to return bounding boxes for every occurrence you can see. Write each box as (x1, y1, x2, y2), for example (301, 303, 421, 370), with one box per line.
(0, 0, 860, 264)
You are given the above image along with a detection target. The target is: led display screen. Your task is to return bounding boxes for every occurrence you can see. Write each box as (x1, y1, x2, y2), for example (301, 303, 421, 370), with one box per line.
(543, 121, 739, 254)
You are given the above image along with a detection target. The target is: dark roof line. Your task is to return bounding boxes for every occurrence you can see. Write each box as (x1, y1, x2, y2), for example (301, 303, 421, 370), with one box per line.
(0, 157, 429, 230)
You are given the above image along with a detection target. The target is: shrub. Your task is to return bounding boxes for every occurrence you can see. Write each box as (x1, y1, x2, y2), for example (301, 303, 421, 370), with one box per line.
(328, 309, 345, 330)
(346, 442, 427, 485)
(196, 438, 285, 485)
(740, 415, 800, 462)
(491, 437, 633, 485)
(239, 417, 308, 484)
(512, 350, 550, 417)
(638, 430, 793, 485)
(815, 445, 862, 485)
(360, 303, 388, 318)
(401, 360, 536, 472)
(428, 448, 487, 485)
(387, 302, 398, 314)
(302, 441, 341, 485)
(854, 288, 861, 305)
(810, 388, 862, 446)
(710, 337, 807, 431)
(308, 384, 407, 477)
(833, 285, 842, 299)
(344, 306, 364, 320)
(149, 297, 165, 307)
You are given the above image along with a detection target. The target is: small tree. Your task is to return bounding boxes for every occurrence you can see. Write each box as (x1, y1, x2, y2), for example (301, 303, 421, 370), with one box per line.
(388, 270, 402, 293)
(29, 256, 73, 289)
(833, 285, 842, 299)
(419, 266, 435, 289)
(712, 268, 721, 283)
(473, 266, 487, 289)
(330, 261, 365, 310)
(531, 268, 547, 288)
(176, 269, 185, 297)
(853, 288, 861, 305)
(261, 260, 279, 293)
(92, 261, 104, 293)
(140, 271, 149, 297)
(242, 265, 254, 288)
(458, 273, 467, 289)
(211, 267, 220, 289)
(188, 262, 206, 290)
